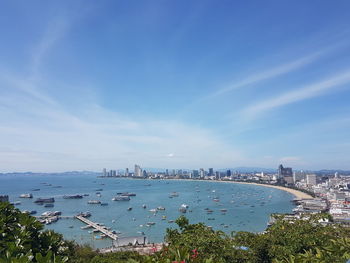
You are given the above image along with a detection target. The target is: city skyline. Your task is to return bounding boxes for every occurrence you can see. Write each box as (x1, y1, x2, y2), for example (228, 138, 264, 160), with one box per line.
(1, 1, 350, 172)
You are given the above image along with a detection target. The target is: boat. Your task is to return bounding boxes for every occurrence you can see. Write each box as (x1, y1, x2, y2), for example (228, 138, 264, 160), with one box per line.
(180, 204, 189, 209)
(29, 210, 37, 215)
(149, 209, 157, 213)
(31, 189, 40, 191)
(146, 222, 156, 226)
(78, 211, 91, 217)
(169, 192, 179, 197)
(96, 194, 102, 197)
(137, 231, 145, 235)
(100, 202, 108, 206)
(69, 225, 74, 228)
(157, 206, 165, 211)
(13, 201, 21, 205)
(87, 200, 101, 204)
(19, 193, 33, 198)
(220, 209, 227, 212)
(213, 198, 220, 202)
(142, 204, 147, 209)
(168, 220, 174, 223)
(127, 207, 132, 211)
(63, 194, 83, 199)
(179, 207, 187, 213)
(161, 215, 167, 220)
(34, 198, 55, 203)
(117, 192, 136, 196)
(44, 203, 54, 208)
(112, 196, 130, 201)
(95, 189, 103, 191)
(208, 218, 215, 220)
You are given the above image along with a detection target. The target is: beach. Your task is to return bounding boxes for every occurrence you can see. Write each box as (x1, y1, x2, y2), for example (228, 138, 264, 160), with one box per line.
(225, 181, 313, 199)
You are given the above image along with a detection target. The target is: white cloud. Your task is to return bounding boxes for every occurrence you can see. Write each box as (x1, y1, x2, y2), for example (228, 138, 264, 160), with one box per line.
(198, 49, 329, 102)
(241, 70, 350, 120)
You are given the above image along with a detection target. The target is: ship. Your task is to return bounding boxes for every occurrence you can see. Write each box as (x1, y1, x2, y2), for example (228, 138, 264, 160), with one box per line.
(112, 196, 130, 201)
(87, 200, 101, 204)
(19, 193, 33, 198)
(34, 197, 55, 203)
(63, 194, 83, 199)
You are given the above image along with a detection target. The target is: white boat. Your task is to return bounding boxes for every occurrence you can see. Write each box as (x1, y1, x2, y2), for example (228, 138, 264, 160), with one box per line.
(157, 206, 165, 210)
(149, 209, 157, 213)
(19, 193, 33, 198)
(112, 196, 130, 201)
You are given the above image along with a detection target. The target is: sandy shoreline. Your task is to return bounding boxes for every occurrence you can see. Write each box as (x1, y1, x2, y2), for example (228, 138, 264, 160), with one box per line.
(168, 179, 313, 199)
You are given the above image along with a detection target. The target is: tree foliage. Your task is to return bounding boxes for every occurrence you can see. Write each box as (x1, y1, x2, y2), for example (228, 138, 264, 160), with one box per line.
(1, 202, 350, 263)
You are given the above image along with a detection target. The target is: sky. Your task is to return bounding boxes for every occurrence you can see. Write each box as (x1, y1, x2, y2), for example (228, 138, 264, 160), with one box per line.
(1, 1, 350, 172)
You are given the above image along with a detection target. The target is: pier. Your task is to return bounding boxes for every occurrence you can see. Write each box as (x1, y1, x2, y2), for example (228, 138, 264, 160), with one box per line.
(75, 215, 118, 240)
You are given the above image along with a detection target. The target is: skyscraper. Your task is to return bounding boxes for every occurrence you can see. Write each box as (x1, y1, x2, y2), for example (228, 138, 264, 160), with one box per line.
(209, 168, 214, 176)
(134, 164, 142, 177)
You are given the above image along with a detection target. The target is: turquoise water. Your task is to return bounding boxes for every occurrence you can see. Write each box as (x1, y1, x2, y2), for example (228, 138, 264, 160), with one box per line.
(0, 174, 294, 248)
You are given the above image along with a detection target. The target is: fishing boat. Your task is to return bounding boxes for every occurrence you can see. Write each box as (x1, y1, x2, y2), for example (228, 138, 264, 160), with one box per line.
(87, 200, 101, 204)
(179, 207, 187, 213)
(34, 197, 55, 203)
(169, 192, 179, 197)
(112, 196, 130, 201)
(63, 194, 83, 199)
(117, 192, 136, 196)
(19, 193, 33, 198)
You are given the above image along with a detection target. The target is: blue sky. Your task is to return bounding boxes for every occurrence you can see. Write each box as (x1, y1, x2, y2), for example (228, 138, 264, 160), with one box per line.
(1, 1, 350, 172)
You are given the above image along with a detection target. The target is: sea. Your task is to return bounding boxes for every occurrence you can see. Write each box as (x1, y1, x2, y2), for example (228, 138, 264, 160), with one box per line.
(0, 174, 295, 248)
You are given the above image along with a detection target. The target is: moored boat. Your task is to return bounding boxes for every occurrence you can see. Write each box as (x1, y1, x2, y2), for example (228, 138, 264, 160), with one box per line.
(19, 193, 33, 198)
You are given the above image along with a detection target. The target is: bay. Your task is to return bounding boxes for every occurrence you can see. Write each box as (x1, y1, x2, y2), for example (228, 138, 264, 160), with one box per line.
(0, 174, 294, 249)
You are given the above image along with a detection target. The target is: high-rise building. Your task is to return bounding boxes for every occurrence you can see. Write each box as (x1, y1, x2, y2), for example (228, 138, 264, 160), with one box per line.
(134, 164, 142, 177)
(199, 168, 205, 178)
(192, 170, 199, 178)
(143, 170, 148, 177)
(226, 170, 232, 177)
(125, 168, 129, 177)
(278, 164, 293, 184)
(306, 174, 317, 186)
(209, 168, 214, 176)
(103, 168, 107, 176)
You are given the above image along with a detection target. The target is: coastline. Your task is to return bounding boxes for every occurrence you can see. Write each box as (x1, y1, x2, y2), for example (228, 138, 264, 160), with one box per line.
(167, 178, 313, 199)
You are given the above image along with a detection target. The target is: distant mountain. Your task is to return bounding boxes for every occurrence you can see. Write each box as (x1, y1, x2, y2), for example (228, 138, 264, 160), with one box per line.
(0, 171, 100, 176)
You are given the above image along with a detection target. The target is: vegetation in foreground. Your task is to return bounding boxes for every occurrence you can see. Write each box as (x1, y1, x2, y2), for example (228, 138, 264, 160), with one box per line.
(1, 202, 350, 263)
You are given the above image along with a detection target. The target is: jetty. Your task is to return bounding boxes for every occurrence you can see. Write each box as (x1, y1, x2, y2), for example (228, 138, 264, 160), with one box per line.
(75, 215, 118, 240)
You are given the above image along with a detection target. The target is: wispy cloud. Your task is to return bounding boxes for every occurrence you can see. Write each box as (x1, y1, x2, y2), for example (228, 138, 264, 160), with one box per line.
(32, 17, 69, 75)
(0, 17, 244, 172)
(242, 70, 350, 120)
(198, 49, 330, 102)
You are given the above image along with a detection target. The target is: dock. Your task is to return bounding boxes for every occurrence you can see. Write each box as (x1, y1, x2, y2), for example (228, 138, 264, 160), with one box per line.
(75, 215, 118, 240)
